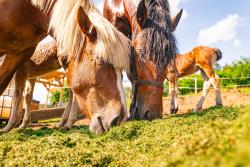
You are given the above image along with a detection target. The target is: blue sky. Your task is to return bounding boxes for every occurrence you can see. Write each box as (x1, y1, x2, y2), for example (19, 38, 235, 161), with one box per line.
(94, 0, 250, 66)
(173, 0, 250, 65)
(35, 0, 250, 103)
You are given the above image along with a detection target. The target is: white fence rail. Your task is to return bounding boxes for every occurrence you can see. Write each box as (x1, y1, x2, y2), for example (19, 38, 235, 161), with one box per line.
(164, 76, 250, 94)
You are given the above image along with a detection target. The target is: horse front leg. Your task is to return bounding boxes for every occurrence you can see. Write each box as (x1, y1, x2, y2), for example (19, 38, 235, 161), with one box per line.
(0, 66, 29, 132)
(169, 77, 178, 114)
(56, 89, 73, 128)
(63, 94, 79, 129)
(19, 78, 36, 129)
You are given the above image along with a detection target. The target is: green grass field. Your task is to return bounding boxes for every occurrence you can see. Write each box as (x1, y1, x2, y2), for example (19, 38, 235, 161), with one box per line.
(0, 105, 250, 167)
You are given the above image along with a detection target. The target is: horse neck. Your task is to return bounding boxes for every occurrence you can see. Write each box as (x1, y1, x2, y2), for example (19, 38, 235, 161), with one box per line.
(31, 0, 58, 35)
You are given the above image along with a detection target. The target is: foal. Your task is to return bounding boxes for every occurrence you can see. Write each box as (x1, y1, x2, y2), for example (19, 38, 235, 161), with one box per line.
(166, 46, 223, 113)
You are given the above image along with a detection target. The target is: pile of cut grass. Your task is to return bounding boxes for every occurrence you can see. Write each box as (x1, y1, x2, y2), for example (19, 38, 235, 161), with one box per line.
(0, 105, 249, 166)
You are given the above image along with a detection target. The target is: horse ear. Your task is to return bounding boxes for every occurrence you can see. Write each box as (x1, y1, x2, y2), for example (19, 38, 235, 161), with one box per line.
(136, 0, 147, 28)
(171, 9, 183, 32)
(77, 7, 97, 42)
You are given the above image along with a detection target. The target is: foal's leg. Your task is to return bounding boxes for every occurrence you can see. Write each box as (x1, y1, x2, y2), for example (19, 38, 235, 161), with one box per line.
(194, 70, 211, 112)
(0, 67, 29, 132)
(56, 89, 73, 128)
(203, 66, 223, 106)
(211, 74, 223, 106)
(169, 76, 178, 114)
(19, 79, 36, 129)
(63, 94, 79, 129)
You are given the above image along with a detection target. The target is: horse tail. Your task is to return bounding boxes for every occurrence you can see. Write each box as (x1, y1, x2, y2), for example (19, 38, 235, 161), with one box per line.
(214, 48, 222, 61)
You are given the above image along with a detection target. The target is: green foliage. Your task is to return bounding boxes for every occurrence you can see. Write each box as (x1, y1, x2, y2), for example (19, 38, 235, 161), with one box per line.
(49, 90, 60, 105)
(0, 106, 249, 166)
(49, 88, 70, 105)
(217, 57, 250, 86)
(164, 75, 203, 96)
(62, 88, 70, 103)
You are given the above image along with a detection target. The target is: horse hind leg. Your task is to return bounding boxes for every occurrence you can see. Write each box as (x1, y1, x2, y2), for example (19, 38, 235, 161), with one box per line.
(194, 70, 211, 112)
(211, 74, 223, 106)
(19, 78, 36, 129)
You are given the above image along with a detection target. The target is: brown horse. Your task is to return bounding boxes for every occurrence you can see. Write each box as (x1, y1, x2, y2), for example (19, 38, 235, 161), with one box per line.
(0, 0, 130, 134)
(0, 0, 50, 95)
(166, 46, 223, 114)
(104, 0, 183, 119)
(53, 2, 131, 134)
(0, 41, 73, 132)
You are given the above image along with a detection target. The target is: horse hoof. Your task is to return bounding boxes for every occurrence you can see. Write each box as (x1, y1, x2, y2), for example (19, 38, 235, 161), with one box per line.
(0, 128, 11, 134)
(61, 125, 72, 130)
(55, 123, 64, 129)
(18, 124, 28, 130)
(193, 108, 202, 112)
(216, 104, 223, 107)
(170, 110, 175, 114)
(0, 123, 15, 133)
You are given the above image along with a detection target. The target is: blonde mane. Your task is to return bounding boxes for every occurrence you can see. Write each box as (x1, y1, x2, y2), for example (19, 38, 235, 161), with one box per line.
(31, 0, 56, 14)
(32, 0, 131, 72)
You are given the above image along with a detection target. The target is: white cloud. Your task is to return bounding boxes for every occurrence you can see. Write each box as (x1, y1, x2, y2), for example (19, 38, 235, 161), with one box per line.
(197, 14, 242, 46)
(169, 0, 188, 20)
(233, 39, 242, 47)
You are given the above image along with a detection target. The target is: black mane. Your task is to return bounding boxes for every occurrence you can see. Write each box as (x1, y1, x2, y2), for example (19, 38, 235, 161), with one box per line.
(136, 0, 178, 69)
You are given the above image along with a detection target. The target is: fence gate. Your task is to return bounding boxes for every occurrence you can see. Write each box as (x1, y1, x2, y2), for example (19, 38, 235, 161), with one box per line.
(0, 81, 14, 120)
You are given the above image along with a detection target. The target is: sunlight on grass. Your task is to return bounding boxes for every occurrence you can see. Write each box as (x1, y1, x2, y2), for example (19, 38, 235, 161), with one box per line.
(0, 105, 249, 166)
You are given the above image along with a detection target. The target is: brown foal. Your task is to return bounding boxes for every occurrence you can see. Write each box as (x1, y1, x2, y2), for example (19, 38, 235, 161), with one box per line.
(166, 46, 223, 113)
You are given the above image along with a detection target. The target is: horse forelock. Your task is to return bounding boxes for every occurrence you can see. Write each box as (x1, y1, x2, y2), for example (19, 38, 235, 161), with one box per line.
(37, 0, 131, 72)
(88, 9, 131, 72)
(31, 0, 56, 14)
(136, 0, 178, 70)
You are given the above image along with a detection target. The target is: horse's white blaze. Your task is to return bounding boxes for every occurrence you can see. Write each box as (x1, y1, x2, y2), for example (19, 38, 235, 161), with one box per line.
(116, 71, 128, 119)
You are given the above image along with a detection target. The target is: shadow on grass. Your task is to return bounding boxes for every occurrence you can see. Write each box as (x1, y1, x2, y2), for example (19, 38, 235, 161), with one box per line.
(3, 125, 94, 139)
(167, 105, 238, 119)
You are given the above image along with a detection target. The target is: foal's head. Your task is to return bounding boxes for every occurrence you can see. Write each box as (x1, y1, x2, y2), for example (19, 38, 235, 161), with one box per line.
(129, 0, 182, 120)
(67, 6, 130, 134)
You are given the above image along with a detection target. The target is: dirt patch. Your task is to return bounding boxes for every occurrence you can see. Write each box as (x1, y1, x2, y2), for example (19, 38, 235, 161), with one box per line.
(163, 89, 250, 114)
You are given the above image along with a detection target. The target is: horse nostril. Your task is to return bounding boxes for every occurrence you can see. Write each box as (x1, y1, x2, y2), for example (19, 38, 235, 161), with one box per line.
(110, 116, 119, 127)
(96, 116, 106, 133)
